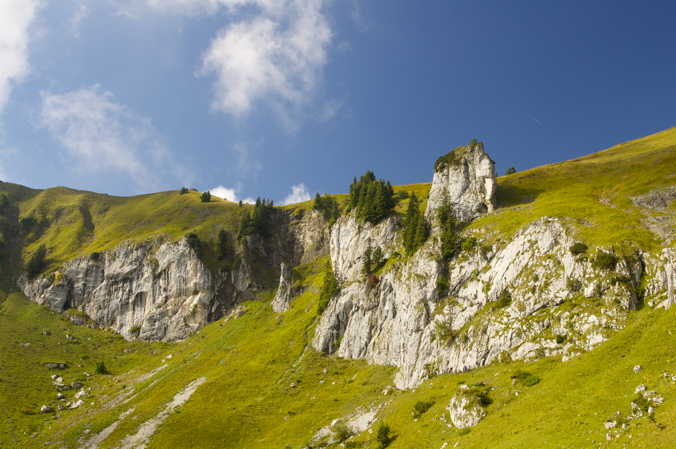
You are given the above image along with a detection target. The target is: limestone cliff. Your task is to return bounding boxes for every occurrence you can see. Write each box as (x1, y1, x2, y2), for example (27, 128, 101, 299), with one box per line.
(19, 207, 329, 341)
(16, 142, 675, 391)
(425, 142, 497, 222)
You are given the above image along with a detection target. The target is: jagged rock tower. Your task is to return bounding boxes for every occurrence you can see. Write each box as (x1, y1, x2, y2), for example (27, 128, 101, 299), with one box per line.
(425, 141, 497, 222)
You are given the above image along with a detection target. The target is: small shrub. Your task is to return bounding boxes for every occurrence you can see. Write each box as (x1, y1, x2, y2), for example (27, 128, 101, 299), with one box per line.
(593, 250, 618, 271)
(505, 167, 516, 175)
(555, 334, 566, 344)
(494, 289, 512, 309)
(89, 251, 101, 262)
(434, 321, 457, 346)
(460, 237, 477, 252)
(475, 389, 493, 407)
(566, 278, 582, 292)
(333, 423, 352, 443)
(412, 400, 435, 419)
(511, 370, 540, 386)
(200, 191, 211, 203)
(130, 325, 141, 337)
(569, 242, 588, 255)
(95, 361, 111, 375)
(436, 273, 449, 295)
(185, 233, 202, 257)
(180, 187, 189, 194)
(376, 423, 394, 448)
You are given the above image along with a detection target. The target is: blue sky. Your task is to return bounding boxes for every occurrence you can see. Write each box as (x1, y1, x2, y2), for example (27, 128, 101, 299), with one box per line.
(0, 0, 674, 204)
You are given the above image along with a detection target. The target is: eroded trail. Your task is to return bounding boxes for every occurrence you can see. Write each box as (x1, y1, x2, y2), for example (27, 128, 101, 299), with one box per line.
(80, 408, 135, 449)
(116, 377, 207, 449)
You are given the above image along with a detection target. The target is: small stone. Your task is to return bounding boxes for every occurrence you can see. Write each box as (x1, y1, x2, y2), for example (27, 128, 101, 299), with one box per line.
(40, 405, 53, 414)
(634, 384, 646, 394)
(633, 365, 641, 374)
(56, 393, 65, 400)
(44, 362, 68, 370)
(604, 420, 617, 429)
(69, 399, 84, 409)
(165, 354, 173, 360)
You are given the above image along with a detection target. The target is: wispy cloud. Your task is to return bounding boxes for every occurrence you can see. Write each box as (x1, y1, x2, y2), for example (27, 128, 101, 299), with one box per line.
(232, 142, 262, 178)
(40, 85, 191, 190)
(209, 185, 254, 203)
(0, 0, 41, 113)
(70, 0, 90, 37)
(282, 183, 311, 205)
(528, 114, 542, 126)
(198, 0, 333, 120)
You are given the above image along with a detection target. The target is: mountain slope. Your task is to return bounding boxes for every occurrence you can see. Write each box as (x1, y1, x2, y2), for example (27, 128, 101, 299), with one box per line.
(0, 128, 675, 448)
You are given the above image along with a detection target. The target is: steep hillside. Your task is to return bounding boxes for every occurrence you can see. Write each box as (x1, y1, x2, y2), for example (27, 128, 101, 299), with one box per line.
(1, 128, 675, 448)
(2, 263, 674, 448)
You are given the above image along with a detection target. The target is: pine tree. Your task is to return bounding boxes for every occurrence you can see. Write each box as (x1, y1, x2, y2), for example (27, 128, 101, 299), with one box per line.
(217, 230, 229, 260)
(361, 245, 372, 276)
(414, 213, 428, 249)
(438, 197, 458, 261)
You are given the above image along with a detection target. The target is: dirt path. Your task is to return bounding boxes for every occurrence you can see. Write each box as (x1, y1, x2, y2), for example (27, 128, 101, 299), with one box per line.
(80, 408, 135, 449)
(116, 377, 207, 449)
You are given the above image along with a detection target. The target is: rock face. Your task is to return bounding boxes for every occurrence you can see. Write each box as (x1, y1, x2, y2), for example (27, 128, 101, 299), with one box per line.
(313, 214, 655, 388)
(20, 238, 224, 341)
(272, 262, 293, 313)
(425, 142, 497, 222)
(20, 208, 330, 341)
(17, 143, 676, 391)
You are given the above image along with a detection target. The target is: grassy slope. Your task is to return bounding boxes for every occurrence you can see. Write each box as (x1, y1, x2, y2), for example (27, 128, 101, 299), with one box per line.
(3, 260, 674, 449)
(0, 292, 169, 448)
(4, 261, 395, 449)
(17, 189, 244, 272)
(472, 127, 676, 250)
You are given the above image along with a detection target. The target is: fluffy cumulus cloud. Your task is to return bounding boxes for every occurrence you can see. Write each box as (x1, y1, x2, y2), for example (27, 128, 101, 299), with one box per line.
(0, 0, 40, 112)
(209, 185, 254, 203)
(282, 183, 311, 205)
(149, 0, 333, 118)
(41, 86, 189, 189)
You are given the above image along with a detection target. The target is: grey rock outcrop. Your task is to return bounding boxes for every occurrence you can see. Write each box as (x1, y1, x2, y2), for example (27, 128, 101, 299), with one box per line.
(447, 386, 486, 428)
(20, 238, 224, 341)
(425, 142, 497, 222)
(313, 214, 654, 388)
(272, 262, 293, 312)
(20, 207, 330, 341)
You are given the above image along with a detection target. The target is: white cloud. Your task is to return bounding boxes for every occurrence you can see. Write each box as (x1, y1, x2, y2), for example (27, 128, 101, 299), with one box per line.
(0, 0, 40, 112)
(233, 142, 262, 177)
(41, 86, 189, 189)
(318, 98, 344, 122)
(196, 0, 332, 118)
(70, 0, 90, 37)
(209, 184, 254, 203)
(282, 183, 311, 205)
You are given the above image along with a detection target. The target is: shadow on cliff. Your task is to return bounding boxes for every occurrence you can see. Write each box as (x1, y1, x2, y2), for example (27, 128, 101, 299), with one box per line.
(494, 183, 544, 209)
